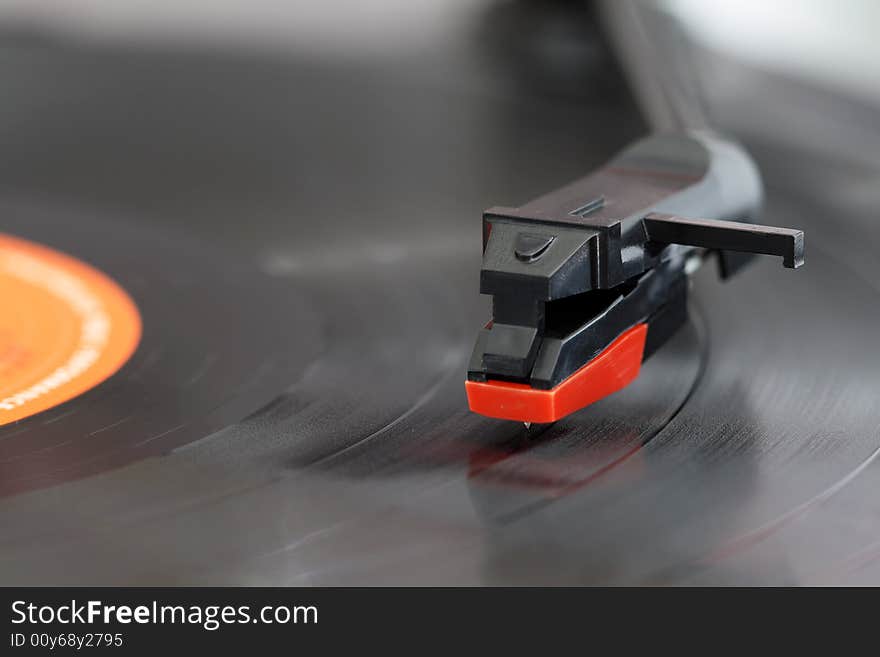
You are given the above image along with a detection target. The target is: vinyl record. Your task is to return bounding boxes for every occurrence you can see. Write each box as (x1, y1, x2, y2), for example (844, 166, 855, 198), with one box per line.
(0, 200, 319, 497)
(1, 22, 879, 586)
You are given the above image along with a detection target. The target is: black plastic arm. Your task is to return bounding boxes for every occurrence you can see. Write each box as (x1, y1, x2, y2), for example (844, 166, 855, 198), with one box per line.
(643, 212, 804, 268)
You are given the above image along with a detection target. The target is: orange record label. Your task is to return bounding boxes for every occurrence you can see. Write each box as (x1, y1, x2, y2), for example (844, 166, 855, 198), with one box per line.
(0, 233, 141, 425)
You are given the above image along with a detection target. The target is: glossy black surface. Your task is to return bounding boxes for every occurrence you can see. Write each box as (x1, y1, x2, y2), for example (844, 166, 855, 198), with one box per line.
(0, 11, 879, 584)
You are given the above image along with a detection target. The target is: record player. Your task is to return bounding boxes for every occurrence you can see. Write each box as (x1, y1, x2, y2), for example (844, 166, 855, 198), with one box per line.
(0, 0, 878, 586)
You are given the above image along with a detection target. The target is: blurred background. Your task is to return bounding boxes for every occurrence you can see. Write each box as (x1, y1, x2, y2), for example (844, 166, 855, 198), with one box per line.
(0, 0, 877, 260)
